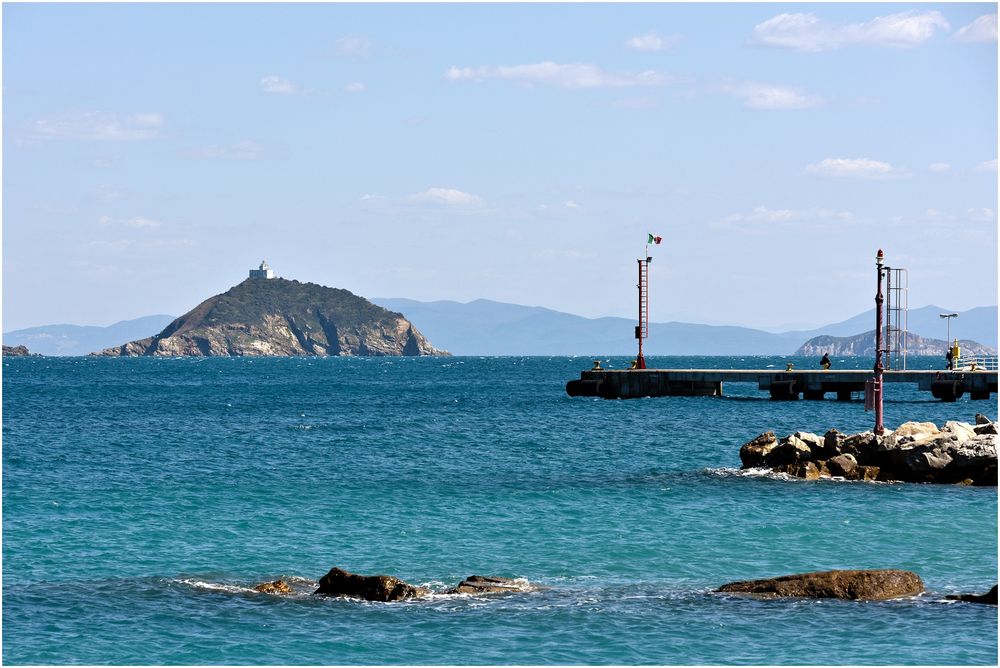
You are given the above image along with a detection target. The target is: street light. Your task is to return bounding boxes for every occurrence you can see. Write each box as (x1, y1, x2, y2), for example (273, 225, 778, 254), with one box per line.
(940, 312, 958, 350)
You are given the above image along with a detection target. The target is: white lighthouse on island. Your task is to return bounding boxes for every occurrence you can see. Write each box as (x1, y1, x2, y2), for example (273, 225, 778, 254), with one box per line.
(249, 260, 275, 279)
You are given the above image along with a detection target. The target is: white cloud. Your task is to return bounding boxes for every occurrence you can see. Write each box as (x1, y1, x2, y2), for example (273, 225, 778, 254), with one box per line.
(26, 111, 164, 141)
(976, 159, 998, 172)
(955, 14, 998, 43)
(196, 140, 264, 160)
(564, 200, 580, 209)
(724, 206, 854, 225)
(805, 157, 902, 179)
(334, 35, 373, 57)
(928, 162, 951, 173)
(128, 217, 161, 228)
(92, 184, 124, 202)
(445, 61, 671, 89)
(343, 82, 367, 93)
(260, 75, 298, 94)
(626, 31, 681, 52)
(726, 82, 823, 110)
(408, 187, 483, 207)
(98, 215, 163, 228)
(750, 10, 950, 52)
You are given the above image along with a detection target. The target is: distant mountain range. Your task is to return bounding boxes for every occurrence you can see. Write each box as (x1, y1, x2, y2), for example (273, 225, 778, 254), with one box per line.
(370, 299, 997, 356)
(3, 315, 176, 356)
(5, 299, 996, 357)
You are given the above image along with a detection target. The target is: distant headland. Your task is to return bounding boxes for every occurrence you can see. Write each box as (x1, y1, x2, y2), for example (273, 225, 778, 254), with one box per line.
(92, 262, 448, 357)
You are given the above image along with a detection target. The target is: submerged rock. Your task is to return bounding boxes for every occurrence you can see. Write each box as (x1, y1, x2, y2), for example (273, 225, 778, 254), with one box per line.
(254, 579, 292, 594)
(447, 575, 538, 595)
(945, 585, 998, 605)
(315, 567, 429, 602)
(717, 569, 924, 601)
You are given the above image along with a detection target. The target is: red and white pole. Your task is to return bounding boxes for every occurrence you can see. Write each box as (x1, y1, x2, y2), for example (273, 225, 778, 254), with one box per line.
(874, 249, 885, 435)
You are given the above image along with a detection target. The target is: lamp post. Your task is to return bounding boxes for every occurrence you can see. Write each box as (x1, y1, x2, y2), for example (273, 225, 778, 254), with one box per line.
(939, 312, 958, 349)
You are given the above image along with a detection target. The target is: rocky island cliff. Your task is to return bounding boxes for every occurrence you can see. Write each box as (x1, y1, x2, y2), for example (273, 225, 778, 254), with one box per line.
(93, 278, 447, 357)
(796, 330, 996, 357)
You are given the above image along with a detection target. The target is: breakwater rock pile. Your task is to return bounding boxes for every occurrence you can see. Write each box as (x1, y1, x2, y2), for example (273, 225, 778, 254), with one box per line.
(740, 415, 997, 485)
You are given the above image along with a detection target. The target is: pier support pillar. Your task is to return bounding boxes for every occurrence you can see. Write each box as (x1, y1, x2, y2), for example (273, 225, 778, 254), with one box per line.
(836, 390, 853, 402)
(803, 390, 825, 401)
(769, 380, 799, 401)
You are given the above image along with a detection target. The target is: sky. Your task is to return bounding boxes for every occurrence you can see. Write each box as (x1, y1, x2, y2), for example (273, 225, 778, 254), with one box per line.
(3, 2, 997, 333)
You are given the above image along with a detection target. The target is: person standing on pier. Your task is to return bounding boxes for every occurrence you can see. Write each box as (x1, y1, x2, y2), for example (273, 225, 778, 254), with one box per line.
(820, 353, 831, 370)
(946, 348, 954, 370)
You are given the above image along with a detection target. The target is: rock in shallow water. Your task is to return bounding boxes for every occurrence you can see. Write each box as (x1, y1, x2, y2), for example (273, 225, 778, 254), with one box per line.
(447, 575, 538, 595)
(314, 567, 429, 602)
(717, 569, 924, 600)
(945, 585, 998, 605)
(254, 579, 292, 594)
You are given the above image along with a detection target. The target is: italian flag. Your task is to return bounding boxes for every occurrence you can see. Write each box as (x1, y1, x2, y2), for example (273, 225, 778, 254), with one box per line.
(647, 234, 662, 245)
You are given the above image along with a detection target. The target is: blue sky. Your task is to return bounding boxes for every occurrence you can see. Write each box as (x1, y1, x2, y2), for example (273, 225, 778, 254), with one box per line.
(3, 2, 997, 332)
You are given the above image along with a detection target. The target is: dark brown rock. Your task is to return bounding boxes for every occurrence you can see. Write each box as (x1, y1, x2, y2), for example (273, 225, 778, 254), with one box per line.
(314, 567, 429, 602)
(974, 422, 998, 435)
(254, 579, 292, 594)
(740, 431, 777, 468)
(827, 453, 858, 478)
(2, 345, 35, 356)
(792, 432, 825, 459)
(841, 431, 879, 465)
(975, 414, 992, 425)
(447, 575, 538, 595)
(788, 461, 820, 480)
(945, 585, 998, 605)
(822, 429, 845, 459)
(769, 436, 813, 467)
(717, 569, 924, 600)
(847, 465, 881, 482)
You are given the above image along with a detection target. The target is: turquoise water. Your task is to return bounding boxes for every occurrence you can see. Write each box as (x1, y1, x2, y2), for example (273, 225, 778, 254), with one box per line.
(3, 356, 997, 665)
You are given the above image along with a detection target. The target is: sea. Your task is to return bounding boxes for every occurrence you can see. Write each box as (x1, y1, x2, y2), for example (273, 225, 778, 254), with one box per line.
(3, 355, 997, 665)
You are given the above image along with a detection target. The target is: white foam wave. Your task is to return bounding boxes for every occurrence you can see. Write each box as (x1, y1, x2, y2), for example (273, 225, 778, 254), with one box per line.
(176, 578, 256, 595)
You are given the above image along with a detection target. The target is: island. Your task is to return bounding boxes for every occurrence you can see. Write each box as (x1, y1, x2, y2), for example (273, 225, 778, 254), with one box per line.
(92, 270, 447, 357)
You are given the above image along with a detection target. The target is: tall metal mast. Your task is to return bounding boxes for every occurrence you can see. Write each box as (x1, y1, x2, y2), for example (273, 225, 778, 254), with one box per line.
(635, 254, 651, 369)
(873, 249, 885, 435)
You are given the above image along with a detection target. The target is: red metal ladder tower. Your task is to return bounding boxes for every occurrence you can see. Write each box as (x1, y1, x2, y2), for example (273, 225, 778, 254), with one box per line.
(635, 255, 650, 369)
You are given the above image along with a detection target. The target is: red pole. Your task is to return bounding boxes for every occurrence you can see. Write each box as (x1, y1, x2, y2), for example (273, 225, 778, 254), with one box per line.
(874, 249, 885, 435)
(636, 257, 647, 369)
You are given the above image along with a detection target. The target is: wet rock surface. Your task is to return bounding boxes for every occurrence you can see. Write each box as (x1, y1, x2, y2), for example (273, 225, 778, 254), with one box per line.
(315, 567, 429, 602)
(447, 575, 538, 595)
(254, 579, 292, 594)
(313, 567, 540, 602)
(945, 585, 998, 605)
(717, 569, 924, 601)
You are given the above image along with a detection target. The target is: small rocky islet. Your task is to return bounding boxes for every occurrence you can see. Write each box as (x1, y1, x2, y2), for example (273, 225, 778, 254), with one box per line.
(739, 415, 998, 486)
(93, 276, 448, 357)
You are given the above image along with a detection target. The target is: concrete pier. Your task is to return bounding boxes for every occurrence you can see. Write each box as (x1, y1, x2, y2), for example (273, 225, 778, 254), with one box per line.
(566, 368, 998, 402)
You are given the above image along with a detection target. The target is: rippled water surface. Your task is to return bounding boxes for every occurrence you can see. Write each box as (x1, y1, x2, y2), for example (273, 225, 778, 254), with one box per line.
(3, 356, 997, 664)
